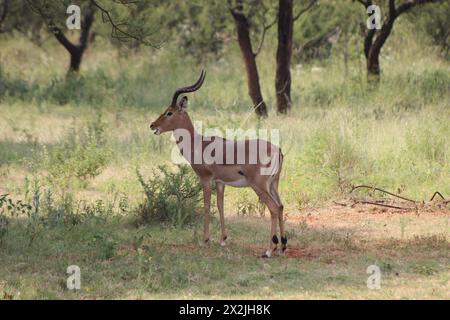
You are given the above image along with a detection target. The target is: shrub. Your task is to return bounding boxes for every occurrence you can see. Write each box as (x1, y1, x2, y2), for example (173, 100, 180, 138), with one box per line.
(136, 165, 202, 227)
(235, 191, 265, 217)
(44, 112, 111, 184)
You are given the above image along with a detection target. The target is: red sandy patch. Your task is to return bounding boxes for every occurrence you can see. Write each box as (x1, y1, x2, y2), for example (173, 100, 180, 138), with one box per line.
(284, 247, 321, 259)
(286, 200, 449, 227)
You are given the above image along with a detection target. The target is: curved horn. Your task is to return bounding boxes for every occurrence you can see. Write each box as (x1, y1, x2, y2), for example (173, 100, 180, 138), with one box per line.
(171, 70, 206, 106)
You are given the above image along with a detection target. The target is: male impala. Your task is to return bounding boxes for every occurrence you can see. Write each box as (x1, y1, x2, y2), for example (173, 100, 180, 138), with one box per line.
(150, 70, 286, 257)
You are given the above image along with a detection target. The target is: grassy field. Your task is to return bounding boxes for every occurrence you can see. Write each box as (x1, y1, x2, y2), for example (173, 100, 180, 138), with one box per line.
(0, 21, 449, 299)
(0, 205, 448, 299)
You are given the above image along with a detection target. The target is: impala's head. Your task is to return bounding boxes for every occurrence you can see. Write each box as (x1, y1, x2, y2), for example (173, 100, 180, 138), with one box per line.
(150, 70, 206, 135)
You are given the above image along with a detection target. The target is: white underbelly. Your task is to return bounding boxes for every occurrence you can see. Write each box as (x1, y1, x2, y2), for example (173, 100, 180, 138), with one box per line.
(216, 178, 249, 188)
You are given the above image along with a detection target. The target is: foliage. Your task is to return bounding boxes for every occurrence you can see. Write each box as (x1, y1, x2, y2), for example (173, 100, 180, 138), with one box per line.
(293, 1, 362, 62)
(236, 191, 265, 217)
(409, 1, 450, 59)
(43, 111, 111, 185)
(0, 177, 129, 248)
(136, 165, 202, 227)
(0, 0, 448, 301)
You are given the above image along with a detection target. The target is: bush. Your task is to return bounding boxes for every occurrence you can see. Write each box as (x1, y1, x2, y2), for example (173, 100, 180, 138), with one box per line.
(136, 165, 202, 227)
(43, 112, 111, 184)
(235, 191, 265, 217)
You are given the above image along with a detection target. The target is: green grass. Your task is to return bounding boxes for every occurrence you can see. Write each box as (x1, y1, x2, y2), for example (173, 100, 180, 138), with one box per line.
(0, 212, 448, 299)
(0, 21, 449, 299)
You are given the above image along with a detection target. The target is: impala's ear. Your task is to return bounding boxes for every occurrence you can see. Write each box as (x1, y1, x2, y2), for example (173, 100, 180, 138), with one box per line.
(177, 96, 188, 111)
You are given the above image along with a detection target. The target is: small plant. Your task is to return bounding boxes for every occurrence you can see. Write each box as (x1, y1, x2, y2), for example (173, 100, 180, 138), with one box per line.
(0, 193, 33, 245)
(136, 165, 202, 227)
(235, 192, 265, 217)
(89, 234, 117, 260)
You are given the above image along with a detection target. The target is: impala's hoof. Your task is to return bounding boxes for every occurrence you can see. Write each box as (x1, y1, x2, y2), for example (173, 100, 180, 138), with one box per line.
(261, 250, 272, 258)
(220, 236, 227, 247)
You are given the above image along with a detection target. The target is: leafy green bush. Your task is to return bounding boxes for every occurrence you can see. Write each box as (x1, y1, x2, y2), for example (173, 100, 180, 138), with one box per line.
(136, 165, 202, 227)
(44, 112, 111, 184)
(235, 191, 265, 217)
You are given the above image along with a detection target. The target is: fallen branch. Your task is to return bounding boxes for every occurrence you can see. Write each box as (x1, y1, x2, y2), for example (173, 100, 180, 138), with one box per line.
(353, 200, 410, 210)
(429, 191, 445, 202)
(351, 185, 416, 203)
(349, 185, 448, 212)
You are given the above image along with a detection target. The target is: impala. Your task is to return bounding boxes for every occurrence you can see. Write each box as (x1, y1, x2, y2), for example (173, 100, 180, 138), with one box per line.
(150, 70, 286, 257)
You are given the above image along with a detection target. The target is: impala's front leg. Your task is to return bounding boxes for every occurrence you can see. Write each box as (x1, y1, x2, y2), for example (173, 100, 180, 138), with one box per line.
(201, 179, 212, 244)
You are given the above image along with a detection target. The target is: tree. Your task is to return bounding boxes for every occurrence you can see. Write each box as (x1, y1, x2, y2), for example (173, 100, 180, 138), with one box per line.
(24, 1, 95, 73)
(275, 0, 317, 114)
(357, 0, 443, 80)
(24, 0, 162, 73)
(229, 0, 270, 117)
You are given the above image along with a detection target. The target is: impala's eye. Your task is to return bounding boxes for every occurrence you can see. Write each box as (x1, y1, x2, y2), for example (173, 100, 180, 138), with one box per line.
(166, 112, 173, 117)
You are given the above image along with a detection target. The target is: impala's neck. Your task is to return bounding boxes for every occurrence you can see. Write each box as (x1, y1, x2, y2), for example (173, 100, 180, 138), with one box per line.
(173, 112, 198, 140)
(173, 112, 203, 164)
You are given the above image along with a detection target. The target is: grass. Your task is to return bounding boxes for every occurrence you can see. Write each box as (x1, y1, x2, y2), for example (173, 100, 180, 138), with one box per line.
(0, 20, 449, 299)
(0, 209, 448, 299)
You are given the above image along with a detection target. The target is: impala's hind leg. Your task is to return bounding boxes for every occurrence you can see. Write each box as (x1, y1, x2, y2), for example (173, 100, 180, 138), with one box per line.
(269, 175, 286, 254)
(250, 183, 282, 258)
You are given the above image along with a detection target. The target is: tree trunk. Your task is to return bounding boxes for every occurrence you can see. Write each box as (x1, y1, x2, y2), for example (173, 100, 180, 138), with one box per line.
(69, 49, 83, 72)
(365, 19, 394, 81)
(275, 0, 293, 114)
(367, 50, 380, 77)
(52, 5, 94, 73)
(230, 2, 268, 117)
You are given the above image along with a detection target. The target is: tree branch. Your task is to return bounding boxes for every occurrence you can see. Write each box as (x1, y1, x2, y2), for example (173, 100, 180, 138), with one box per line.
(396, 0, 442, 17)
(371, 0, 442, 57)
(25, 0, 77, 54)
(91, 0, 161, 48)
(253, 16, 277, 57)
(50, 23, 78, 53)
(294, 0, 318, 21)
(388, 0, 396, 16)
(79, 5, 95, 51)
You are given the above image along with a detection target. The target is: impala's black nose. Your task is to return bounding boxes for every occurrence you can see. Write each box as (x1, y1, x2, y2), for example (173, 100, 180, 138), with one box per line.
(150, 123, 155, 130)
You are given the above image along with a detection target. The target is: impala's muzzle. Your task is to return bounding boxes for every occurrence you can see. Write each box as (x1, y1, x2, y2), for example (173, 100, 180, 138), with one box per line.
(150, 122, 161, 135)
